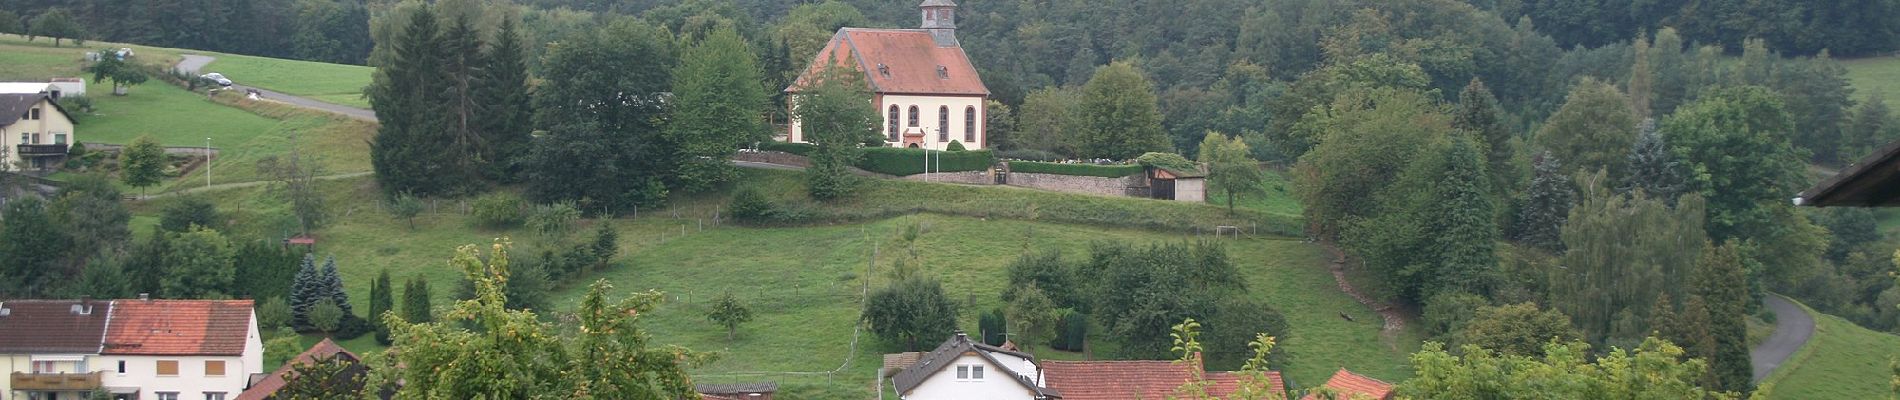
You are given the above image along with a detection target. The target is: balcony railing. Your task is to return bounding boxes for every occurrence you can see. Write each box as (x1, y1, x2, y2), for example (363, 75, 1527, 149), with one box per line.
(12, 371, 103, 390)
(17, 143, 69, 157)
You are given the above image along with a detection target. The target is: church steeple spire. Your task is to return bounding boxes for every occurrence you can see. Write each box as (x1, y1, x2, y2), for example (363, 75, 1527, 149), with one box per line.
(920, 0, 958, 47)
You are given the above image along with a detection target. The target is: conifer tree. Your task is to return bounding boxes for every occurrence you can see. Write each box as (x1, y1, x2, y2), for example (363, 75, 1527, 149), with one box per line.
(369, 269, 395, 344)
(437, 13, 486, 188)
(666, 26, 769, 192)
(477, 17, 532, 181)
(1453, 78, 1516, 193)
(1695, 243, 1752, 393)
(403, 274, 433, 323)
(1515, 152, 1576, 252)
(319, 256, 354, 316)
(1620, 119, 1687, 202)
(1425, 137, 1499, 296)
(289, 254, 321, 329)
(369, 4, 453, 196)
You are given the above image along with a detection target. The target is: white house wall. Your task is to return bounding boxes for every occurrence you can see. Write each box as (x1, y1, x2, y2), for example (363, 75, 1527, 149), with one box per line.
(902, 354, 1038, 400)
(790, 94, 985, 151)
(0, 97, 76, 168)
(94, 314, 262, 400)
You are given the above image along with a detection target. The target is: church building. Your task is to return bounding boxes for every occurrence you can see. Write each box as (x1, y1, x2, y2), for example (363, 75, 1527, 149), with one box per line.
(785, 0, 990, 150)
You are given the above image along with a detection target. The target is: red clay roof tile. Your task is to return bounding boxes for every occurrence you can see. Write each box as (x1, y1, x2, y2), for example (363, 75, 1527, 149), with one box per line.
(789, 28, 988, 96)
(1301, 368, 1394, 400)
(103, 299, 254, 356)
(234, 338, 358, 400)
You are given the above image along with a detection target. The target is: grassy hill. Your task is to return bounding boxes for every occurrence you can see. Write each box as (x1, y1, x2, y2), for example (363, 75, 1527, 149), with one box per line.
(1843, 55, 1900, 103)
(1760, 300, 1900, 399)
(0, 35, 374, 191)
(200, 53, 373, 108)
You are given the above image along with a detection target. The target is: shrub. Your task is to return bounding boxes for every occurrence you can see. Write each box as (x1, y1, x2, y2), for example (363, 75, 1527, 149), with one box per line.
(727, 186, 775, 223)
(471, 192, 526, 229)
(761, 141, 817, 156)
(856, 148, 994, 176)
(332, 315, 373, 340)
(1135, 152, 1195, 171)
(1007, 161, 1143, 178)
(526, 201, 581, 236)
(946, 140, 967, 151)
(979, 308, 1008, 345)
(1053, 309, 1088, 351)
(309, 298, 343, 335)
(998, 149, 1062, 162)
(159, 196, 221, 232)
(67, 142, 87, 157)
(257, 297, 291, 330)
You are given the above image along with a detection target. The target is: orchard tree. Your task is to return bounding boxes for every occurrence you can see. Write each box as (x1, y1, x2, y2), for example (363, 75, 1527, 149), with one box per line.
(864, 276, 959, 351)
(794, 66, 879, 201)
(29, 9, 86, 47)
(1198, 132, 1263, 215)
(388, 193, 423, 230)
(86, 49, 147, 96)
(706, 292, 754, 341)
(666, 26, 769, 191)
(119, 135, 166, 195)
(1077, 61, 1169, 159)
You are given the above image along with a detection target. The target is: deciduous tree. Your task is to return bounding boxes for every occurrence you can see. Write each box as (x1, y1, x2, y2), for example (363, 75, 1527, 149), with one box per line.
(0, 196, 71, 296)
(160, 226, 235, 299)
(666, 26, 769, 191)
(118, 135, 165, 194)
(1538, 79, 1638, 179)
(1199, 132, 1264, 215)
(1452, 302, 1579, 357)
(85, 48, 146, 95)
(794, 66, 878, 201)
(1552, 177, 1706, 347)
(864, 276, 959, 351)
(29, 9, 86, 47)
(1076, 61, 1169, 159)
(706, 291, 753, 341)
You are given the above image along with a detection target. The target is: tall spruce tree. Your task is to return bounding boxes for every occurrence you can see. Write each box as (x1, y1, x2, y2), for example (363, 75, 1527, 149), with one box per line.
(666, 26, 769, 192)
(289, 253, 321, 329)
(319, 256, 354, 316)
(1424, 137, 1499, 296)
(369, 4, 454, 196)
(1453, 79, 1516, 194)
(437, 13, 486, 188)
(370, 269, 395, 345)
(1515, 152, 1576, 252)
(1842, 94, 1898, 163)
(403, 274, 433, 323)
(1695, 243, 1752, 393)
(477, 17, 532, 182)
(1620, 119, 1687, 201)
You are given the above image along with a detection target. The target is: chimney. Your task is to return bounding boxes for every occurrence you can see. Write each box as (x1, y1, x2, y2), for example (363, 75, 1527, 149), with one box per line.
(139, 293, 150, 301)
(0, 302, 9, 317)
(919, 0, 959, 47)
(954, 329, 969, 342)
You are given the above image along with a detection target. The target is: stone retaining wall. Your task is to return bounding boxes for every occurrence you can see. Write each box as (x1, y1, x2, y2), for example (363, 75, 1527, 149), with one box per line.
(733, 150, 810, 168)
(1004, 172, 1143, 197)
(902, 170, 994, 185)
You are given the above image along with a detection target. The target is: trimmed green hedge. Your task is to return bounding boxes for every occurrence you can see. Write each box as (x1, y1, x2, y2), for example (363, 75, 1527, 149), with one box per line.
(857, 148, 994, 176)
(1007, 161, 1143, 178)
(761, 141, 816, 156)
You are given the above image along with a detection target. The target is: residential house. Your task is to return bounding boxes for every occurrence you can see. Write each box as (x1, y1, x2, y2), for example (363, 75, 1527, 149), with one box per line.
(1, 81, 84, 101)
(891, 332, 1059, 400)
(232, 339, 360, 400)
(695, 382, 777, 400)
(1299, 368, 1393, 400)
(97, 299, 264, 400)
(892, 333, 1285, 400)
(1041, 360, 1283, 400)
(785, 0, 990, 151)
(0, 94, 77, 171)
(0, 299, 112, 400)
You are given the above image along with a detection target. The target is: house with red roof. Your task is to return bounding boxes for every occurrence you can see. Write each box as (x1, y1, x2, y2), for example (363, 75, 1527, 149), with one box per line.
(232, 339, 361, 400)
(0, 299, 112, 400)
(785, 0, 991, 151)
(96, 298, 264, 400)
(890, 332, 1287, 400)
(1299, 368, 1394, 400)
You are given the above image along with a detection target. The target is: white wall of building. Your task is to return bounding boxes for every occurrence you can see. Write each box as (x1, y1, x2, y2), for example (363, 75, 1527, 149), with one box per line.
(94, 314, 262, 400)
(789, 94, 986, 151)
(4, 354, 103, 400)
(902, 354, 1038, 400)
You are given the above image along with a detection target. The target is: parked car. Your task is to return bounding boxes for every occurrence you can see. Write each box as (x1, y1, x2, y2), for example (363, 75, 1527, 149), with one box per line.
(115, 48, 134, 59)
(201, 72, 233, 87)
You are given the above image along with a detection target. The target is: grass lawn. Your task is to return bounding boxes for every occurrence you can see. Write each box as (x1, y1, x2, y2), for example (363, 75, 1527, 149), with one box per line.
(0, 34, 186, 81)
(200, 53, 372, 108)
(1760, 300, 1900, 399)
(1842, 55, 1900, 103)
(132, 168, 1411, 396)
(1206, 168, 1303, 217)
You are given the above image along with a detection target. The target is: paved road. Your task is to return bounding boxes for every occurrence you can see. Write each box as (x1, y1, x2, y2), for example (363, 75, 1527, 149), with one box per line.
(175, 55, 379, 122)
(1751, 294, 1816, 383)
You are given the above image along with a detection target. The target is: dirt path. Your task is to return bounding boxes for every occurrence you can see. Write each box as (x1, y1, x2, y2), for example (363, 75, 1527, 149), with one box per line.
(1751, 294, 1816, 383)
(175, 55, 379, 121)
(1321, 242, 1406, 337)
(136, 171, 373, 200)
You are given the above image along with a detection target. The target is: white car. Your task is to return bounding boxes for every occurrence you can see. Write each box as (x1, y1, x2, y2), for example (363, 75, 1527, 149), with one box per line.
(201, 72, 233, 87)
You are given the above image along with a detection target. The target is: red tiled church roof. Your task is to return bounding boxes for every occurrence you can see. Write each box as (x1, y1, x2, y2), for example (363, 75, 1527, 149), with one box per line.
(1301, 368, 1394, 400)
(103, 299, 254, 356)
(788, 28, 988, 96)
(234, 338, 359, 400)
(0, 300, 111, 353)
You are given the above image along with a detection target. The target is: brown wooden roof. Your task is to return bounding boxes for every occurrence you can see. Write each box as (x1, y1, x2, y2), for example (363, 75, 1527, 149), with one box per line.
(1800, 138, 1900, 207)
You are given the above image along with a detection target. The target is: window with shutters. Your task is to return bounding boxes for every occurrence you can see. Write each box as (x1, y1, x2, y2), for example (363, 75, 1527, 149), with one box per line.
(888, 105, 900, 140)
(965, 106, 977, 143)
(156, 360, 179, 376)
(938, 106, 949, 142)
(204, 360, 225, 376)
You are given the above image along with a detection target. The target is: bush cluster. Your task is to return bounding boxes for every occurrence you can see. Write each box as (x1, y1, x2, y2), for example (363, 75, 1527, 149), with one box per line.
(759, 141, 817, 156)
(1007, 161, 1143, 178)
(472, 192, 526, 228)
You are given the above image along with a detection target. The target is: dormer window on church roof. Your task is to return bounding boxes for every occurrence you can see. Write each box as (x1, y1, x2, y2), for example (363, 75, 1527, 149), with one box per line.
(937, 65, 949, 79)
